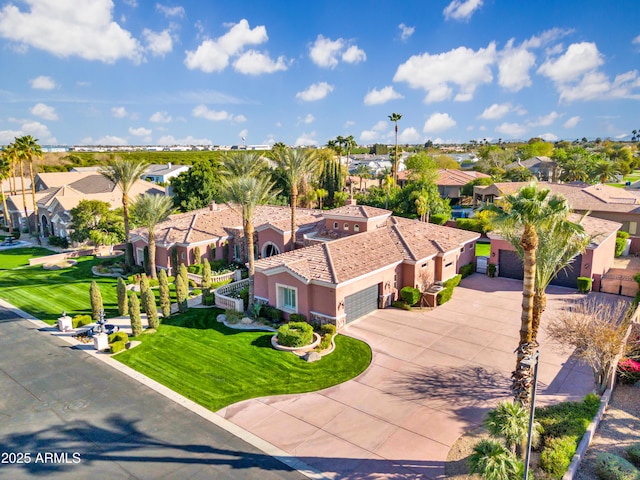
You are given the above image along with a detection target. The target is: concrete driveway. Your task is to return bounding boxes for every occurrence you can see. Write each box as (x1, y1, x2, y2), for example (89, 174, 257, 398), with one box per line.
(218, 275, 612, 479)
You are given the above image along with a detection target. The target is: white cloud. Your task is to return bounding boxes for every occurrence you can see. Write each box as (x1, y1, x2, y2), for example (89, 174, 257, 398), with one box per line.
(495, 122, 527, 137)
(359, 121, 389, 142)
(363, 86, 403, 105)
(634, 35, 640, 46)
(563, 116, 580, 128)
(344, 120, 355, 128)
(554, 70, 640, 102)
(479, 103, 512, 120)
(399, 23, 414, 41)
(531, 111, 559, 126)
(0, 129, 23, 144)
(539, 133, 558, 142)
(394, 43, 496, 103)
(143, 29, 173, 57)
(238, 129, 248, 140)
(537, 42, 603, 84)
(129, 126, 152, 136)
(90, 135, 128, 146)
(299, 114, 315, 125)
(30, 75, 56, 90)
(399, 127, 421, 143)
(294, 132, 318, 147)
(309, 34, 365, 68)
(342, 45, 366, 64)
(30, 103, 58, 121)
(443, 0, 483, 21)
(184, 19, 268, 73)
(156, 4, 185, 17)
(0, 0, 143, 63)
(192, 104, 245, 122)
(157, 135, 212, 146)
(295, 82, 334, 102)
(372, 121, 388, 131)
(498, 40, 536, 91)
(123, 0, 138, 7)
(423, 113, 456, 133)
(232, 50, 288, 75)
(150, 111, 172, 123)
(0, 120, 56, 144)
(112, 106, 128, 118)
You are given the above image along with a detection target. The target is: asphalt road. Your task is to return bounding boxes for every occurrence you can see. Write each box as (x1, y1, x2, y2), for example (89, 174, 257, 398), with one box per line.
(0, 307, 307, 480)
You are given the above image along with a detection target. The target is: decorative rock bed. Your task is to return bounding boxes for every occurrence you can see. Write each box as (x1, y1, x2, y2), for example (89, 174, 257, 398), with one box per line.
(43, 259, 78, 270)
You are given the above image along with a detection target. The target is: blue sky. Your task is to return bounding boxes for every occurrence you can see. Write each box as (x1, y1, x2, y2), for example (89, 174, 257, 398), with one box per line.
(0, 0, 639, 147)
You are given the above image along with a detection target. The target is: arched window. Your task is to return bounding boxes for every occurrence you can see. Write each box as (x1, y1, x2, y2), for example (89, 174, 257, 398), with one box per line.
(343, 223, 349, 231)
(333, 222, 338, 229)
(262, 242, 281, 258)
(354, 224, 360, 232)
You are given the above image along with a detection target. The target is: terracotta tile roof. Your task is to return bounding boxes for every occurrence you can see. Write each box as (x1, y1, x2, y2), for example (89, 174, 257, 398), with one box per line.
(569, 213, 621, 247)
(435, 169, 490, 186)
(505, 156, 556, 170)
(323, 204, 391, 219)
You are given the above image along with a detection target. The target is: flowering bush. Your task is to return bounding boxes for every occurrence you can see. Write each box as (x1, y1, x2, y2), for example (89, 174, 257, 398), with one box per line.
(617, 357, 640, 384)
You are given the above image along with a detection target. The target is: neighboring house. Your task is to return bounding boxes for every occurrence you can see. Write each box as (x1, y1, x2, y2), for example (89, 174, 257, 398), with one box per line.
(142, 163, 191, 194)
(131, 202, 480, 327)
(504, 156, 559, 182)
(33, 171, 164, 238)
(396, 168, 490, 201)
(488, 214, 620, 292)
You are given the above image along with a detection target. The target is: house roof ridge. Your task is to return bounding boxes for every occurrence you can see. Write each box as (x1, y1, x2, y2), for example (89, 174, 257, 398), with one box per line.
(323, 242, 338, 283)
(185, 213, 199, 243)
(389, 219, 416, 261)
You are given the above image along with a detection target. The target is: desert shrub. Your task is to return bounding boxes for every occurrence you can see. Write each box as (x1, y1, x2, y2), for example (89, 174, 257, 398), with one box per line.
(577, 276, 592, 293)
(110, 341, 126, 354)
(488, 263, 497, 277)
(321, 324, 337, 336)
(203, 293, 214, 306)
(277, 322, 314, 348)
(263, 306, 283, 322)
(444, 274, 462, 289)
(392, 300, 411, 310)
(72, 314, 93, 328)
(468, 439, 523, 480)
(437, 287, 454, 305)
(108, 331, 129, 344)
(460, 263, 475, 278)
(400, 286, 421, 306)
(617, 358, 640, 384)
(537, 394, 600, 442)
(540, 436, 577, 479)
(626, 444, 640, 469)
(430, 213, 449, 225)
(224, 309, 242, 324)
(289, 313, 307, 323)
(594, 452, 640, 480)
(618, 231, 631, 239)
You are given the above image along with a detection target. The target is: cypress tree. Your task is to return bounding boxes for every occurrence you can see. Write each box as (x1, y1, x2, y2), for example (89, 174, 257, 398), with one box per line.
(142, 288, 159, 329)
(175, 274, 188, 313)
(143, 246, 150, 275)
(158, 269, 171, 318)
(117, 277, 128, 316)
(129, 292, 142, 337)
(201, 258, 212, 304)
(194, 246, 201, 264)
(89, 280, 103, 322)
(139, 274, 150, 313)
(178, 263, 188, 289)
(171, 247, 179, 274)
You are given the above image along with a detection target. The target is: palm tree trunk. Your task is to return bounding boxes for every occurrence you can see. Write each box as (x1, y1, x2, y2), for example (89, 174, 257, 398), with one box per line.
(28, 159, 38, 236)
(10, 161, 16, 195)
(290, 184, 297, 251)
(245, 219, 255, 311)
(531, 291, 547, 344)
(18, 160, 30, 233)
(394, 124, 399, 184)
(1, 182, 13, 233)
(148, 231, 157, 280)
(122, 193, 132, 267)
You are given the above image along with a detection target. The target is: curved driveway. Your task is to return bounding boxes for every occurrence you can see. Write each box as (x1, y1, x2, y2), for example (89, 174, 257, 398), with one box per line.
(218, 275, 603, 479)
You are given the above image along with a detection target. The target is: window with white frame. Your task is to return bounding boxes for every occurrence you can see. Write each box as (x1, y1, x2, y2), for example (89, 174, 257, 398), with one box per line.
(333, 221, 338, 229)
(277, 284, 298, 312)
(233, 244, 241, 261)
(354, 224, 360, 232)
(630, 222, 637, 235)
(343, 223, 349, 231)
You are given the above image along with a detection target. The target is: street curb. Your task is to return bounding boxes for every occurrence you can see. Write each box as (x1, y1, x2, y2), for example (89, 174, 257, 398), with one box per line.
(0, 299, 330, 480)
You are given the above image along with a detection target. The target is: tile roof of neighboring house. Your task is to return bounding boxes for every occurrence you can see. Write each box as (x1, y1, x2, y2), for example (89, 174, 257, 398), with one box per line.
(36, 171, 98, 188)
(322, 204, 391, 219)
(0, 177, 31, 192)
(505, 156, 556, 171)
(255, 216, 480, 285)
(144, 164, 190, 176)
(436, 169, 490, 186)
(132, 203, 325, 245)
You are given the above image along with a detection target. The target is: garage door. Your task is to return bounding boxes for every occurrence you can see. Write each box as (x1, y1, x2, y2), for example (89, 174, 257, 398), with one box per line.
(498, 249, 582, 289)
(344, 284, 379, 323)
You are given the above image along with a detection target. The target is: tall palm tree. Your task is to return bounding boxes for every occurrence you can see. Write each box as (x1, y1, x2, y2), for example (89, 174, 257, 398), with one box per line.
(353, 164, 371, 191)
(6, 142, 31, 233)
(344, 135, 356, 167)
(130, 194, 174, 279)
(219, 175, 279, 310)
(414, 190, 429, 222)
(15, 135, 42, 235)
(388, 113, 402, 183)
(0, 153, 14, 233)
(485, 183, 572, 404)
(274, 148, 318, 251)
(316, 188, 328, 209)
(100, 158, 149, 267)
(221, 151, 268, 177)
(590, 158, 621, 184)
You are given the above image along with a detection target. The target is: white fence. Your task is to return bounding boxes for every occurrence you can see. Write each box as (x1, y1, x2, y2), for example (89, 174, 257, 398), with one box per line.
(214, 278, 251, 312)
(187, 269, 242, 286)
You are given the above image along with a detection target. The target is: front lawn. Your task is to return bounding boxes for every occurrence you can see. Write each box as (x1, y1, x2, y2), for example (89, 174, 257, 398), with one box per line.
(115, 309, 372, 411)
(0, 255, 119, 322)
(475, 242, 490, 257)
(0, 247, 55, 270)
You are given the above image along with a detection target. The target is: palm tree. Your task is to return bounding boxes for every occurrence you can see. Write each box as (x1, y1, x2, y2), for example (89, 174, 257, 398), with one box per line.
(484, 401, 541, 458)
(485, 183, 573, 404)
(0, 153, 13, 233)
(388, 113, 402, 183)
(6, 142, 30, 233)
(15, 135, 42, 235)
(468, 440, 522, 480)
(130, 194, 174, 279)
(414, 190, 429, 222)
(100, 158, 149, 267)
(344, 135, 356, 167)
(219, 175, 279, 310)
(274, 148, 319, 251)
(316, 188, 328, 209)
(353, 164, 371, 191)
(590, 158, 621, 184)
(221, 151, 268, 177)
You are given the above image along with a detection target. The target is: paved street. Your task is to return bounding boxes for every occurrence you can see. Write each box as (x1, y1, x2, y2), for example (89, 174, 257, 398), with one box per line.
(0, 307, 306, 480)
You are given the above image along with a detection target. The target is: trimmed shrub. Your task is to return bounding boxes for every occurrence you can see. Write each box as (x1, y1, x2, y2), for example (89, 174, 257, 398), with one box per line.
(129, 292, 143, 337)
(616, 237, 627, 257)
(437, 287, 454, 305)
(536, 394, 600, 441)
(201, 258, 212, 298)
(72, 315, 93, 329)
(321, 324, 337, 336)
(178, 264, 188, 289)
(139, 274, 150, 311)
(109, 331, 129, 344)
(238, 287, 249, 307)
(142, 288, 159, 329)
(577, 276, 593, 293)
(191, 288, 202, 296)
(626, 444, 640, 469)
(263, 306, 284, 322)
(618, 231, 631, 239)
(175, 275, 188, 313)
(594, 452, 640, 480)
(171, 247, 179, 272)
(187, 264, 204, 275)
(400, 286, 421, 306)
(211, 279, 232, 289)
(117, 277, 128, 316)
(392, 300, 412, 310)
(430, 213, 449, 225)
(459, 263, 475, 278)
(540, 436, 577, 479)
(158, 269, 171, 318)
(48, 235, 69, 248)
(277, 322, 314, 348)
(456, 218, 485, 234)
(89, 280, 103, 322)
(289, 313, 307, 323)
(444, 274, 462, 289)
(110, 340, 126, 354)
(488, 263, 497, 277)
(194, 246, 201, 263)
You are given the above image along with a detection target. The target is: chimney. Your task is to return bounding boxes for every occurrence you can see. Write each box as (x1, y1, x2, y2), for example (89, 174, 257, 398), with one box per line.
(167, 162, 172, 169)
(209, 201, 217, 211)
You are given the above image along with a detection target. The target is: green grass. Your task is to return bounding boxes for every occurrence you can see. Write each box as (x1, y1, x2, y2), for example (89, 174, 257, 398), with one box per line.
(0, 255, 119, 322)
(0, 247, 55, 270)
(115, 308, 372, 411)
(475, 242, 490, 257)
